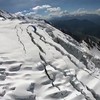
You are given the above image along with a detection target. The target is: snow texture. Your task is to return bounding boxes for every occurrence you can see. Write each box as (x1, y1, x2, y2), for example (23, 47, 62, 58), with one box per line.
(0, 17, 100, 100)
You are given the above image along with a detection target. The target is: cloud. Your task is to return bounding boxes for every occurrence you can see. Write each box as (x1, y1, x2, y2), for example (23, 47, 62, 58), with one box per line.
(47, 7, 61, 12)
(32, 5, 51, 11)
(25, 12, 36, 16)
(32, 5, 69, 18)
(71, 8, 88, 15)
(96, 8, 100, 14)
(47, 7, 68, 17)
(46, 7, 62, 17)
(15, 12, 24, 16)
(49, 10, 68, 17)
(71, 8, 100, 15)
(23, 6, 100, 20)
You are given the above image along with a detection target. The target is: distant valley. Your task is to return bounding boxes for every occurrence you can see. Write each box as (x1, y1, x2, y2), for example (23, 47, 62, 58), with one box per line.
(48, 14, 100, 42)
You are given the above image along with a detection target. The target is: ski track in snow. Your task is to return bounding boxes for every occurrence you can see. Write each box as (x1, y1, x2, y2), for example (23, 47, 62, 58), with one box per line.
(0, 19, 100, 100)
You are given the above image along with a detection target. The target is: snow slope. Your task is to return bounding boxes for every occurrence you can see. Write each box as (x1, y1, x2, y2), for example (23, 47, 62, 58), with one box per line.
(0, 10, 13, 19)
(0, 17, 100, 100)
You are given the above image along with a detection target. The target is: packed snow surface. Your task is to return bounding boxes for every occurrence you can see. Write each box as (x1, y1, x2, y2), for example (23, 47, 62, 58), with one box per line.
(0, 18, 100, 100)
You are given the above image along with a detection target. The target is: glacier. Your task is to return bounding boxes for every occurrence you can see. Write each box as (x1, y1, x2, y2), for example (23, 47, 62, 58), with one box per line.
(0, 11, 100, 100)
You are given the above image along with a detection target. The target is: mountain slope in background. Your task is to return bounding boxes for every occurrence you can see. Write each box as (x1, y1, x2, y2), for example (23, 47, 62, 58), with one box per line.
(48, 14, 100, 42)
(0, 10, 100, 100)
(49, 14, 100, 25)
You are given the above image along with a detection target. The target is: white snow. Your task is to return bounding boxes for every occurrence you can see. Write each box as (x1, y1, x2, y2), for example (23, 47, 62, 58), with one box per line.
(0, 18, 100, 100)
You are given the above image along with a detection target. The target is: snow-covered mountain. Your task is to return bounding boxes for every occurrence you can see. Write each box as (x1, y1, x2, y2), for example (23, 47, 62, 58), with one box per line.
(81, 36, 100, 59)
(0, 10, 27, 20)
(0, 10, 14, 19)
(0, 10, 100, 100)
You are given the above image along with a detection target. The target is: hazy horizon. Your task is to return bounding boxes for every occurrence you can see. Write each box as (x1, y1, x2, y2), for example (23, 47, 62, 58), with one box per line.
(0, 0, 100, 19)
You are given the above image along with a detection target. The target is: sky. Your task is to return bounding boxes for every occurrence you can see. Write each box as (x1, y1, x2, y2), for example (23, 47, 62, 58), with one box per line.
(0, 0, 100, 18)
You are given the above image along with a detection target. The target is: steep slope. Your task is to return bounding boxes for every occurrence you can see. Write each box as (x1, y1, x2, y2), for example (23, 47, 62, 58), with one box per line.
(81, 36, 100, 59)
(0, 17, 100, 100)
(0, 10, 13, 19)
